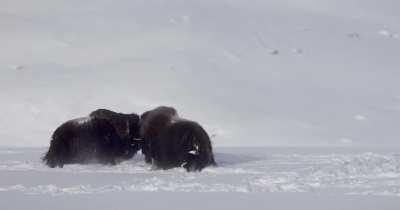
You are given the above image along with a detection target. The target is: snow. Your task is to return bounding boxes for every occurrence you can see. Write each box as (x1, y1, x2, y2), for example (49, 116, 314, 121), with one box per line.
(1, 0, 400, 148)
(379, 30, 399, 39)
(1, 147, 400, 209)
(72, 116, 93, 125)
(1, 0, 400, 209)
(354, 115, 367, 121)
(1, 147, 400, 195)
(1, 191, 398, 210)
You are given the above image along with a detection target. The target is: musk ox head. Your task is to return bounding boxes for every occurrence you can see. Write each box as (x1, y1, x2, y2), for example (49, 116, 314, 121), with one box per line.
(90, 109, 140, 141)
(89, 109, 142, 155)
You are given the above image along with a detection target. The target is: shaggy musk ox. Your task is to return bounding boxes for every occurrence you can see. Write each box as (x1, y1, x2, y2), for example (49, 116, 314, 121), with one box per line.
(42, 109, 141, 168)
(140, 106, 216, 172)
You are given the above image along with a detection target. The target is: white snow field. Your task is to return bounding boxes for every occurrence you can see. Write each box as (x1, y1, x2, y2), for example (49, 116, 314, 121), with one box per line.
(1, 0, 400, 209)
(0, 147, 400, 209)
(1, 0, 400, 148)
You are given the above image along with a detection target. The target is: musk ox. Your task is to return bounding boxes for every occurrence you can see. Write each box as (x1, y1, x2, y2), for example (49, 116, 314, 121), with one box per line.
(42, 109, 141, 168)
(140, 106, 216, 172)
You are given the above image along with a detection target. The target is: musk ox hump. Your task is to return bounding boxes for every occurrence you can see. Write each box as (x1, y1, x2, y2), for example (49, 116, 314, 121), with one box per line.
(90, 109, 129, 139)
(139, 106, 178, 137)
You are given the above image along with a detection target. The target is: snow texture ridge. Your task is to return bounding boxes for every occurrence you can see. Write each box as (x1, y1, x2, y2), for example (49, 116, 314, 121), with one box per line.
(0, 148, 399, 196)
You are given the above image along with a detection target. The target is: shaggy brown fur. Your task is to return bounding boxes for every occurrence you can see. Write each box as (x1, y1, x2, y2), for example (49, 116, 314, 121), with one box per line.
(140, 106, 216, 171)
(43, 109, 141, 168)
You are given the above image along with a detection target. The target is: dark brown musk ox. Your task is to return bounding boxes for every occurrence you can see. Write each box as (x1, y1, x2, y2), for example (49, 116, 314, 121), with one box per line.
(42, 109, 141, 168)
(140, 106, 216, 172)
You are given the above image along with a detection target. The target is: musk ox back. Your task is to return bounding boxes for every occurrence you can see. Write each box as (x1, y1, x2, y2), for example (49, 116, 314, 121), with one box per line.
(43, 110, 141, 168)
(89, 109, 140, 141)
(140, 106, 216, 171)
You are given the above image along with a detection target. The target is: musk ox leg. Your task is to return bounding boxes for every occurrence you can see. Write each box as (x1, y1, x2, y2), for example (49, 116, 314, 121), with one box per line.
(42, 138, 68, 168)
(121, 138, 142, 160)
(122, 144, 140, 160)
(43, 120, 81, 168)
(144, 154, 152, 164)
(142, 142, 153, 164)
(182, 153, 201, 172)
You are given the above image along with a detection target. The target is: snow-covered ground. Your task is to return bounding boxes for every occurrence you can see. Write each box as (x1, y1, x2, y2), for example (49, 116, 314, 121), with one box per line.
(2, 147, 400, 195)
(1, 0, 400, 148)
(1, 147, 400, 209)
(1, 0, 400, 209)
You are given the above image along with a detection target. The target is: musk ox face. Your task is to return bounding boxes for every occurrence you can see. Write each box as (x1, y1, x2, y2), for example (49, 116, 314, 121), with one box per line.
(43, 109, 141, 168)
(140, 106, 216, 172)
